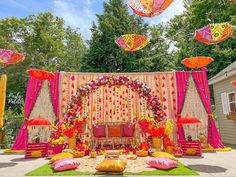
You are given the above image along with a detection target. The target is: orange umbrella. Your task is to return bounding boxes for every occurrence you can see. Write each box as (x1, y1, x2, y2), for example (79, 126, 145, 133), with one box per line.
(177, 117, 201, 125)
(0, 49, 25, 65)
(27, 118, 51, 127)
(182, 57, 214, 69)
(27, 69, 55, 80)
(128, 0, 174, 17)
(115, 34, 149, 52)
(231, 80, 236, 86)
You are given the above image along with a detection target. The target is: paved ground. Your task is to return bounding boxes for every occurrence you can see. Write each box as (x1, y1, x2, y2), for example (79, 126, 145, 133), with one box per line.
(1, 150, 236, 177)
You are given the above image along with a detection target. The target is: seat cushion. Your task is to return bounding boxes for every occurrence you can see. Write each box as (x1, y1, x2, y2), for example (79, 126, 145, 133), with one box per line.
(96, 159, 126, 172)
(122, 123, 135, 137)
(147, 157, 178, 169)
(93, 124, 106, 137)
(108, 125, 122, 137)
(53, 159, 80, 172)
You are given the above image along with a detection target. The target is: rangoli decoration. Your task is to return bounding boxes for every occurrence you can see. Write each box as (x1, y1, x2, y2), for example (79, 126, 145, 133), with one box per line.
(182, 57, 214, 69)
(194, 22, 235, 44)
(67, 75, 166, 122)
(115, 34, 149, 52)
(128, 0, 174, 17)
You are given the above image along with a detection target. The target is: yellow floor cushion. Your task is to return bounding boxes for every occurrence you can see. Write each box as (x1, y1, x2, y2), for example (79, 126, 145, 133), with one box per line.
(31, 151, 42, 158)
(152, 151, 178, 161)
(50, 152, 73, 163)
(96, 159, 126, 172)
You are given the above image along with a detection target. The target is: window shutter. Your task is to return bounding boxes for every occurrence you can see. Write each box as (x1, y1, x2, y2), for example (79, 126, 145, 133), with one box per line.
(221, 92, 229, 115)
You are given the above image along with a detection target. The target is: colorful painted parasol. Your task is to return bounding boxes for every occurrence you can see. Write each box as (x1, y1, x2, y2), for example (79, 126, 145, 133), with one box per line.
(0, 49, 25, 128)
(115, 34, 149, 52)
(27, 118, 51, 127)
(182, 56, 214, 69)
(231, 80, 236, 86)
(177, 117, 201, 125)
(128, 0, 174, 17)
(0, 49, 25, 65)
(27, 69, 55, 80)
(194, 22, 235, 44)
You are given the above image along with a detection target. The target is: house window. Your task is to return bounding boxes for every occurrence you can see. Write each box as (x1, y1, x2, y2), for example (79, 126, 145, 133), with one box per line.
(228, 92, 236, 113)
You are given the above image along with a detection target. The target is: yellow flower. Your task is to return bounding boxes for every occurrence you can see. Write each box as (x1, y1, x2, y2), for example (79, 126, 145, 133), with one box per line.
(165, 119, 174, 136)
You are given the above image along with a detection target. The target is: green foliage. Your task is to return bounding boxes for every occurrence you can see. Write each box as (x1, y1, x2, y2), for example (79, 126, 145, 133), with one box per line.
(0, 12, 86, 103)
(1, 108, 24, 148)
(167, 0, 236, 78)
(81, 0, 175, 73)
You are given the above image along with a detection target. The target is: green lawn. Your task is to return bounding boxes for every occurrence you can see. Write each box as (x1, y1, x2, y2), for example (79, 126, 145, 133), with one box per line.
(25, 162, 198, 176)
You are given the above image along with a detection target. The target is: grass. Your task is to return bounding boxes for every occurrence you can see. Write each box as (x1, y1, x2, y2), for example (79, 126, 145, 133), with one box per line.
(25, 162, 198, 176)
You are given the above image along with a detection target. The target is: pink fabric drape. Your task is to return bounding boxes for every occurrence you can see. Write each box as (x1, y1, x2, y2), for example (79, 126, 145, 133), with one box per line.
(24, 77, 42, 118)
(12, 122, 28, 150)
(49, 72, 60, 119)
(175, 72, 190, 141)
(192, 71, 224, 148)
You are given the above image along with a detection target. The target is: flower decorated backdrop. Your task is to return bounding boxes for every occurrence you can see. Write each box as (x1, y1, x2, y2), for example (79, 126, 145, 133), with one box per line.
(60, 72, 177, 141)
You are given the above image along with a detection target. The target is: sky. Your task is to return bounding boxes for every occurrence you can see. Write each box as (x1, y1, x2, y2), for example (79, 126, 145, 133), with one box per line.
(0, 0, 185, 40)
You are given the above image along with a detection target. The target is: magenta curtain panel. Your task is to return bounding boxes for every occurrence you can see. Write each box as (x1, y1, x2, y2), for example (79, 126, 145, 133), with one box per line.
(49, 72, 60, 119)
(12, 122, 28, 150)
(192, 71, 224, 148)
(175, 72, 190, 141)
(24, 77, 42, 118)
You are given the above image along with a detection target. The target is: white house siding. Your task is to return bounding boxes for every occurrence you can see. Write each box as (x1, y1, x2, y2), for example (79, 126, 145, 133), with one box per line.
(213, 75, 236, 145)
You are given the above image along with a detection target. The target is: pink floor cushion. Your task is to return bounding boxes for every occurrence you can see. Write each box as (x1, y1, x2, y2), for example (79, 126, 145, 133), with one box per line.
(51, 158, 73, 168)
(53, 159, 80, 172)
(122, 123, 135, 137)
(93, 124, 106, 137)
(147, 157, 178, 170)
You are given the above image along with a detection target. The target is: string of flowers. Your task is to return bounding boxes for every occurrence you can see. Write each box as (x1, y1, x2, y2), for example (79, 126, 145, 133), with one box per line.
(67, 75, 166, 122)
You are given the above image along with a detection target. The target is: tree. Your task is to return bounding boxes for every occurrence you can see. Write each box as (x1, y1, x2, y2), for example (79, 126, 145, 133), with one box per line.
(0, 12, 86, 110)
(80, 0, 149, 73)
(167, 0, 236, 78)
(138, 24, 175, 72)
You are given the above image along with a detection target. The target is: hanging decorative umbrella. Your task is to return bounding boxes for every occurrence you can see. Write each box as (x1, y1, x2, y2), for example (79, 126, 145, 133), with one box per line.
(231, 80, 236, 86)
(27, 69, 55, 80)
(0, 49, 25, 128)
(128, 0, 174, 17)
(182, 56, 214, 69)
(115, 34, 149, 52)
(194, 22, 235, 44)
(27, 118, 51, 127)
(0, 49, 25, 65)
(177, 117, 201, 125)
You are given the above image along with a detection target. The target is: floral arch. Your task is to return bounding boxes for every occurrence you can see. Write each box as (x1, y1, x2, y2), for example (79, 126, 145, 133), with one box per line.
(66, 75, 166, 122)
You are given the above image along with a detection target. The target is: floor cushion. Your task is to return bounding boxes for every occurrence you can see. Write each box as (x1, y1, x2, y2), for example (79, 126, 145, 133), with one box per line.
(108, 125, 122, 137)
(53, 159, 80, 172)
(96, 159, 126, 172)
(122, 123, 135, 137)
(93, 124, 106, 137)
(152, 151, 178, 161)
(50, 152, 73, 163)
(147, 157, 178, 169)
(51, 158, 73, 168)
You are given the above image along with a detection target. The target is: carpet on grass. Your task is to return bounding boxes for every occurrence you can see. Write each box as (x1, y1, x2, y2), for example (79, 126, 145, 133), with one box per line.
(25, 162, 198, 176)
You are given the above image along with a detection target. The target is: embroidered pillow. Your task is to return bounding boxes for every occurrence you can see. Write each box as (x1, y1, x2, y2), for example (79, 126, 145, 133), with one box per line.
(53, 159, 80, 172)
(122, 123, 135, 137)
(108, 125, 122, 137)
(147, 157, 178, 169)
(93, 124, 106, 137)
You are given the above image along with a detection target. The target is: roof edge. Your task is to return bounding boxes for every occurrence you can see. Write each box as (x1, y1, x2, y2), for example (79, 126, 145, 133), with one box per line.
(209, 69, 236, 85)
